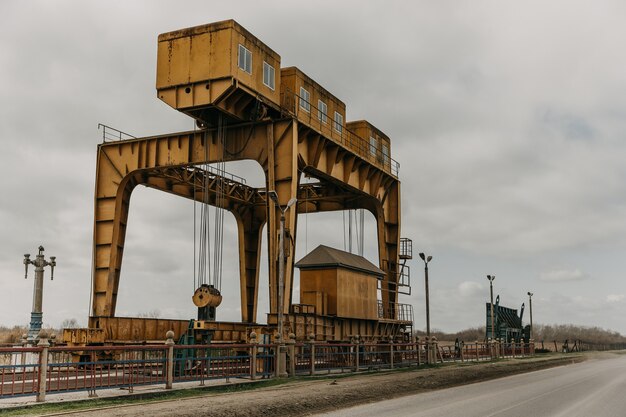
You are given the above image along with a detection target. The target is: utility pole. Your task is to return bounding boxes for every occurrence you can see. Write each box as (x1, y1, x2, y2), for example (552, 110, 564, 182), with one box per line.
(419, 253, 433, 337)
(487, 275, 495, 340)
(268, 191, 296, 377)
(24, 246, 56, 343)
(527, 292, 534, 340)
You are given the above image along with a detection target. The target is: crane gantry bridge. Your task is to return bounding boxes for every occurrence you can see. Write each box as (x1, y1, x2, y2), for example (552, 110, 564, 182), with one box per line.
(77, 20, 414, 345)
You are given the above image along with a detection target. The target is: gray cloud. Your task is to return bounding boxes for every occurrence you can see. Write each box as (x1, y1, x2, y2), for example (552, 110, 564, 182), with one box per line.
(540, 269, 588, 282)
(2, 0, 626, 335)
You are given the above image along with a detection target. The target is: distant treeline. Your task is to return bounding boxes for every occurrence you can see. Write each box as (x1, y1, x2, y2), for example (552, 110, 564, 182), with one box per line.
(415, 324, 626, 344)
(0, 325, 29, 344)
(0, 319, 79, 344)
(2, 322, 625, 345)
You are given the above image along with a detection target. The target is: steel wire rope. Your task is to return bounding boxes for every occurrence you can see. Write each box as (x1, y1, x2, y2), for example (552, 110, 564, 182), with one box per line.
(193, 166, 196, 292)
(199, 129, 212, 287)
(359, 209, 364, 256)
(348, 210, 353, 253)
(222, 99, 260, 157)
(353, 210, 359, 255)
(192, 120, 197, 292)
(213, 114, 226, 293)
(342, 211, 346, 251)
(305, 177, 309, 255)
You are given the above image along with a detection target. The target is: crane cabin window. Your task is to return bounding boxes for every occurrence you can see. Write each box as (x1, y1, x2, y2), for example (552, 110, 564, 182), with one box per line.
(263, 61, 275, 90)
(369, 136, 378, 157)
(318, 100, 328, 124)
(238, 44, 252, 74)
(334, 112, 343, 134)
(299, 87, 310, 112)
(382, 143, 390, 165)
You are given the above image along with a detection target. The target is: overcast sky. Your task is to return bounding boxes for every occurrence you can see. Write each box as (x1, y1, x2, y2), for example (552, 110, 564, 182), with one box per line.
(2, 0, 626, 335)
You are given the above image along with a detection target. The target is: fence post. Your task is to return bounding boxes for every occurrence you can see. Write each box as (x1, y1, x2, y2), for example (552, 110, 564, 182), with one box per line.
(308, 333, 316, 376)
(20, 333, 28, 367)
(460, 341, 465, 362)
(36, 331, 49, 403)
(475, 341, 479, 362)
(432, 337, 443, 363)
(354, 335, 360, 372)
(250, 331, 258, 380)
(287, 333, 296, 377)
(511, 338, 516, 358)
(390, 339, 394, 369)
(426, 336, 437, 365)
(416, 336, 421, 367)
(165, 330, 175, 389)
(275, 334, 286, 378)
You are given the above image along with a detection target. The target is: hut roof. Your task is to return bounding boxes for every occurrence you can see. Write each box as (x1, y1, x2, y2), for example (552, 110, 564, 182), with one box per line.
(295, 245, 384, 277)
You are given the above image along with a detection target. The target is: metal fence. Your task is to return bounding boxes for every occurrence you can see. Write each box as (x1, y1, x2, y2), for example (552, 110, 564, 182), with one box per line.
(1, 338, 538, 402)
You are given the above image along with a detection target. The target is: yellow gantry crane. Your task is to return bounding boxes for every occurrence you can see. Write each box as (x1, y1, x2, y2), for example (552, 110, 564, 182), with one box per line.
(82, 20, 413, 345)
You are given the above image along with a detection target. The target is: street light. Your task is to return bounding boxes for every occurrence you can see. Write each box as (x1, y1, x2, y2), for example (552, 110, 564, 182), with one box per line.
(487, 275, 496, 341)
(267, 191, 297, 346)
(527, 292, 534, 340)
(419, 253, 433, 337)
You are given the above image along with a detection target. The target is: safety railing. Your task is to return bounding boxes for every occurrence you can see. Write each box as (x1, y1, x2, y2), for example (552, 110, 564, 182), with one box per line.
(309, 343, 357, 373)
(399, 238, 413, 260)
(379, 260, 411, 295)
(0, 337, 541, 402)
(46, 345, 167, 396)
(0, 346, 41, 398)
(172, 344, 258, 383)
(280, 89, 400, 177)
(377, 301, 414, 322)
(97, 123, 136, 143)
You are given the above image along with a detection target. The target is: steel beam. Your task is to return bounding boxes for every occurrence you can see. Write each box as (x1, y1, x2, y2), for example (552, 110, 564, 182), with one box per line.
(91, 118, 400, 324)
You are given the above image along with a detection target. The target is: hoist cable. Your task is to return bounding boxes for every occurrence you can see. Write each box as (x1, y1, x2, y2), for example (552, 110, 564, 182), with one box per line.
(348, 210, 353, 253)
(359, 209, 364, 256)
(342, 211, 347, 252)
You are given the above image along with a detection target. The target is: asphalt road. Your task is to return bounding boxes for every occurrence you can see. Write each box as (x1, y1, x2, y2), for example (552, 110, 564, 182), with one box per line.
(318, 354, 626, 417)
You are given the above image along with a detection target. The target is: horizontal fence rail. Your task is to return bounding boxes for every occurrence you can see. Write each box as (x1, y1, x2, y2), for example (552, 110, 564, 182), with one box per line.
(4, 336, 621, 402)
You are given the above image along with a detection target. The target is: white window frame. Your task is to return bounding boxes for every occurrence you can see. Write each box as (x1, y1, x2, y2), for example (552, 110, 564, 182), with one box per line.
(299, 87, 310, 113)
(369, 136, 378, 157)
(238, 44, 252, 74)
(318, 100, 328, 124)
(263, 61, 275, 90)
(334, 111, 343, 133)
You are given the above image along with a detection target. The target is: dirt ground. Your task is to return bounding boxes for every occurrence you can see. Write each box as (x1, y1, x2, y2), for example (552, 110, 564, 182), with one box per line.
(22, 354, 591, 417)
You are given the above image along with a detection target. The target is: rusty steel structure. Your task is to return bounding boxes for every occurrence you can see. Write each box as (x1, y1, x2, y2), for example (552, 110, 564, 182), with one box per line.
(83, 19, 413, 344)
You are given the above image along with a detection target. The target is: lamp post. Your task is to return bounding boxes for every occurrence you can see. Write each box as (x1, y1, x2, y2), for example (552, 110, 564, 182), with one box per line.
(487, 275, 495, 340)
(418, 253, 432, 337)
(267, 191, 297, 346)
(24, 246, 56, 343)
(527, 292, 534, 340)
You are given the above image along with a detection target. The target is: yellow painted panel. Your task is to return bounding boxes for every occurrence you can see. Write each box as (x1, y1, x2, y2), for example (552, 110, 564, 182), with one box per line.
(95, 199, 116, 221)
(95, 246, 111, 267)
(93, 271, 108, 292)
(280, 67, 346, 144)
(336, 269, 378, 320)
(95, 222, 113, 245)
(188, 32, 211, 81)
(157, 20, 281, 113)
(168, 37, 191, 86)
(211, 28, 234, 79)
